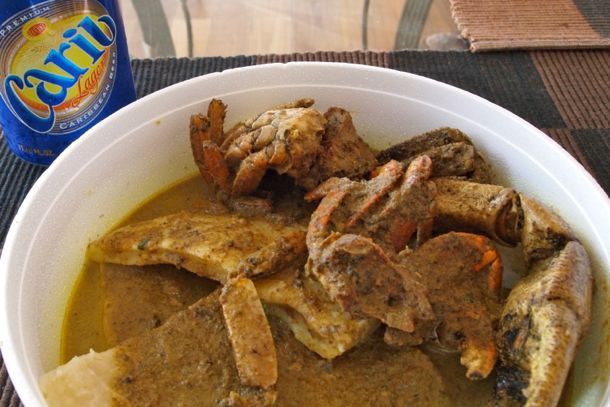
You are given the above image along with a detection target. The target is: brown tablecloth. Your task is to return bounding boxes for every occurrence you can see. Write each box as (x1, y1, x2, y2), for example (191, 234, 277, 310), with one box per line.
(1, 49, 608, 406)
(450, 0, 610, 51)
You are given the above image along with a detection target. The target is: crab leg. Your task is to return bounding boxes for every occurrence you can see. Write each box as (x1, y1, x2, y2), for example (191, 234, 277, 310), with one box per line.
(189, 113, 231, 193)
(387, 219, 418, 252)
(305, 187, 351, 248)
(304, 177, 353, 202)
(189, 114, 210, 181)
(232, 151, 270, 196)
(207, 99, 227, 145)
(345, 160, 405, 228)
(201, 142, 232, 193)
(434, 178, 522, 246)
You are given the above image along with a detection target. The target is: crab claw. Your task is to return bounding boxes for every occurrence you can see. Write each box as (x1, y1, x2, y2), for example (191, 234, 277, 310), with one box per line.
(495, 240, 592, 406)
(398, 232, 503, 380)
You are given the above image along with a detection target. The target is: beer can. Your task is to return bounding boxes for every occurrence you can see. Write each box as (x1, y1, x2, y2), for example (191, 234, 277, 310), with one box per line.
(0, 0, 136, 165)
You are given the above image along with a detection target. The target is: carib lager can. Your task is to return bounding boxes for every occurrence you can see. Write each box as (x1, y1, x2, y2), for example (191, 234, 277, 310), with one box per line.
(0, 0, 136, 165)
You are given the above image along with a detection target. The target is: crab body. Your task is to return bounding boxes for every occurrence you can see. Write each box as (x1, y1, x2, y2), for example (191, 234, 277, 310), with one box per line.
(190, 99, 377, 198)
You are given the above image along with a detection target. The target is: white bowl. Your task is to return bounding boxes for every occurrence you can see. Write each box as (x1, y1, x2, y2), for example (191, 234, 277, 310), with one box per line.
(1, 62, 609, 406)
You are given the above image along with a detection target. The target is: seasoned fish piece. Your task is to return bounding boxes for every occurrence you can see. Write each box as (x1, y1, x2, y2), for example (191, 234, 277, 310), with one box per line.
(221, 277, 278, 389)
(41, 291, 448, 406)
(239, 231, 307, 278)
(255, 267, 379, 359)
(88, 211, 306, 283)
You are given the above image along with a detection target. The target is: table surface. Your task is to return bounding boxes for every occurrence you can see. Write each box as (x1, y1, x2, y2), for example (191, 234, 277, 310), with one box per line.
(118, 0, 464, 58)
(0, 49, 609, 405)
(116, 0, 610, 57)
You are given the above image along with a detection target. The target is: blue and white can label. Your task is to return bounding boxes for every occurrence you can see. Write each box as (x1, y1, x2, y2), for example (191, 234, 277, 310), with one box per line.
(0, 0, 136, 165)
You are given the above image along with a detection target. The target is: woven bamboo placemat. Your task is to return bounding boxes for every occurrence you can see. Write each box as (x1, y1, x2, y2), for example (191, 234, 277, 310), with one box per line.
(450, 0, 610, 51)
(1, 49, 608, 406)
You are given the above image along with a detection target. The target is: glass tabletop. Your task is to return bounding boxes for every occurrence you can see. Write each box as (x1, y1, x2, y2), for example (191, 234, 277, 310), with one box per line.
(118, 0, 465, 59)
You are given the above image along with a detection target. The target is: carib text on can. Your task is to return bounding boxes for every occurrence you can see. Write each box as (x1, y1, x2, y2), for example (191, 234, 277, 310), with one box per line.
(0, 0, 136, 165)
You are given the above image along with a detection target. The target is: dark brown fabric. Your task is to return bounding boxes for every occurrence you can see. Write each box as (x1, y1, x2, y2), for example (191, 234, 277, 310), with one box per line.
(572, 0, 610, 37)
(1, 50, 608, 405)
(255, 51, 390, 67)
(571, 129, 610, 193)
(531, 50, 610, 129)
(450, 0, 610, 51)
(388, 51, 566, 128)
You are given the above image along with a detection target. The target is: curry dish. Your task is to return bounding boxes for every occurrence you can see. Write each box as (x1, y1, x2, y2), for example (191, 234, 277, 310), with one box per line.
(41, 99, 592, 406)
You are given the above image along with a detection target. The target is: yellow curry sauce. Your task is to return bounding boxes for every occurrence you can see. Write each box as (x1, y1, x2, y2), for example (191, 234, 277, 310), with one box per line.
(61, 175, 221, 362)
(61, 175, 496, 406)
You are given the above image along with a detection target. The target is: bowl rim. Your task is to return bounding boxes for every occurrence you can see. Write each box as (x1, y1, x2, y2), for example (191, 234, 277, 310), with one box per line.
(1, 61, 609, 406)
